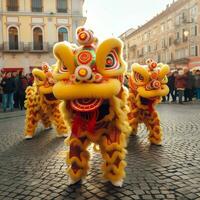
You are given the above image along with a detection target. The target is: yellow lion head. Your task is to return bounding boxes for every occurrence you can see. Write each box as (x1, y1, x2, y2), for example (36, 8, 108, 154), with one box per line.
(52, 27, 126, 112)
(129, 59, 170, 105)
(32, 63, 57, 102)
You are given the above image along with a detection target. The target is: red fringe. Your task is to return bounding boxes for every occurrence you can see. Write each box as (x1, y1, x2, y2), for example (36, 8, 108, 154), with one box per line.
(72, 111, 98, 137)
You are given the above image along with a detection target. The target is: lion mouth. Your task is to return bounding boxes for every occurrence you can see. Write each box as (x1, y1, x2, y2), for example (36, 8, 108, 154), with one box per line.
(44, 93, 57, 101)
(70, 98, 103, 112)
(140, 96, 159, 105)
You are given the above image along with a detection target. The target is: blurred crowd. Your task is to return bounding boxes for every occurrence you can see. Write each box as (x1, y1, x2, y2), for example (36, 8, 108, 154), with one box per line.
(164, 68, 200, 104)
(0, 67, 200, 112)
(0, 71, 34, 112)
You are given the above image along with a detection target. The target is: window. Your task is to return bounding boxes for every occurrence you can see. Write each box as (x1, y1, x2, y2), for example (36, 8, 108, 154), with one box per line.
(8, 27, 18, 50)
(154, 43, 157, 51)
(166, 52, 171, 62)
(175, 15, 181, 25)
(191, 25, 198, 36)
(137, 50, 139, 57)
(176, 32, 180, 39)
(157, 54, 161, 62)
(169, 37, 172, 46)
(7, 0, 18, 11)
(191, 45, 198, 56)
(148, 45, 151, 53)
(167, 19, 172, 30)
(161, 39, 166, 48)
(57, 0, 67, 13)
(144, 45, 148, 53)
(182, 11, 187, 23)
(58, 27, 68, 42)
(33, 27, 43, 50)
(190, 5, 198, 22)
(32, 0, 42, 12)
(161, 23, 165, 32)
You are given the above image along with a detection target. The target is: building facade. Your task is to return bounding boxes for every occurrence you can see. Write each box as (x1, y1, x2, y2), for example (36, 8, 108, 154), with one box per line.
(0, 0, 86, 73)
(120, 0, 200, 70)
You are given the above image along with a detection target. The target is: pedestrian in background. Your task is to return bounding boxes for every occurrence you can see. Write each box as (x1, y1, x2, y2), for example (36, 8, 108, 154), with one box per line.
(194, 70, 200, 101)
(18, 71, 28, 110)
(167, 71, 176, 102)
(175, 69, 187, 104)
(13, 71, 20, 108)
(26, 73, 34, 86)
(173, 71, 178, 102)
(0, 72, 16, 112)
(0, 71, 4, 107)
(184, 68, 194, 102)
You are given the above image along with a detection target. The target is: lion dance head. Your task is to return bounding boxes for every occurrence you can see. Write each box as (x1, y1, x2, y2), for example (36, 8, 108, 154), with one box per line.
(129, 59, 170, 108)
(52, 27, 131, 187)
(32, 63, 57, 103)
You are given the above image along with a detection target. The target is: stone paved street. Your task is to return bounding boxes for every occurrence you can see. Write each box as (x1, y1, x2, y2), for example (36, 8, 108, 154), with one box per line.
(0, 104, 200, 200)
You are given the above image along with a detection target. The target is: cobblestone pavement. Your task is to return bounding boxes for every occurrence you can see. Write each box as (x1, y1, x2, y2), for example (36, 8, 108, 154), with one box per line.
(0, 104, 200, 200)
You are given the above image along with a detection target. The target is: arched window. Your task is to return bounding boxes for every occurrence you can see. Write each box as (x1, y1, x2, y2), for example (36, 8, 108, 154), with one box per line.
(58, 27, 68, 42)
(8, 26, 18, 50)
(33, 27, 43, 50)
(57, 0, 67, 13)
(7, 0, 19, 11)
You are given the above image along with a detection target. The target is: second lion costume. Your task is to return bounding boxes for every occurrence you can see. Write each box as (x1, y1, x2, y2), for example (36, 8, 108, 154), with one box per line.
(128, 59, 170, 145)
(24, 64, 70, 139)
(52, 27, 131, 187)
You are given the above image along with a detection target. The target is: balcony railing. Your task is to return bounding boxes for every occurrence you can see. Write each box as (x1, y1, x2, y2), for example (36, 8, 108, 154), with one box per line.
(0, 44, 3, 51)
(28, 42, 49, 52)
(32, 7, 43, 12)
(1, 42, 51, 53)
(174, 38, 181, 45)
(7, 6, 18, 11)
(3, 42, 24, 52)
(138, 53, 144, 58)
(57, 8, 68, 13)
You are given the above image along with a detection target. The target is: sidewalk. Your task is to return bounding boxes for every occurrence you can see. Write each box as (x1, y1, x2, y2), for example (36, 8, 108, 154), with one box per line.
(0, 109, 25, 120)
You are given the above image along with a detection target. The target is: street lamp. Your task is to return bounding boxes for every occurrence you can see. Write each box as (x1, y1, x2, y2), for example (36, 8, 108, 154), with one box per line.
(183, 30, 189, 37)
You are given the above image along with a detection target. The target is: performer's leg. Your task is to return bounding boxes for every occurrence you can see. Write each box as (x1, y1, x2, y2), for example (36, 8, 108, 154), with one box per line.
(52, 105, 70, 137)
(66, 136, 90, 184)
(41, 114, 52, 129)
(99, 127, 127, 187)
(24, 110, 40, 139)
(128, 108, 139, 135)
(145, 111, 162, 145)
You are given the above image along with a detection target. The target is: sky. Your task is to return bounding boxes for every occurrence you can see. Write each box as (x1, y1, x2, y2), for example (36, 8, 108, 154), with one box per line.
(83, 0, 174, 40)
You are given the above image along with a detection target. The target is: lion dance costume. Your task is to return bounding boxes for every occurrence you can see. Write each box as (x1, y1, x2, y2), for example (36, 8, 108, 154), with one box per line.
(24, 64, 70, 139)
(52, 27, 131, 187)
(128, 59, 169, 145)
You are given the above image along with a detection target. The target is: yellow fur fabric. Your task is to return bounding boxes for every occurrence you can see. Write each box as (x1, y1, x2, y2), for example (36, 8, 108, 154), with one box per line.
(52, 28, 132, 185)
(128, 92, 163, 144)
(24, 85, 70, 138)
(128, 61, 170, 145)
(62, 88, 131, 183)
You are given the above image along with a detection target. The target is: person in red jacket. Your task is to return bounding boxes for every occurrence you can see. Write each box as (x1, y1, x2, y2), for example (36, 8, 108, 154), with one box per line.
(175, 69, 188, 104)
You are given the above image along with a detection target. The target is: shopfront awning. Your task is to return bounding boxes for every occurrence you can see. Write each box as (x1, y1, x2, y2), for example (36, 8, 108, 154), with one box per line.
(1, 67, 24, 72)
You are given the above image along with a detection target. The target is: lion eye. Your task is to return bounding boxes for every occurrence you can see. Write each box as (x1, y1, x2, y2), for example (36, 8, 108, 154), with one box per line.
(134, 72, 144, 82)
(105, 50, 119, 70)
(59, 65, 68, 73)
